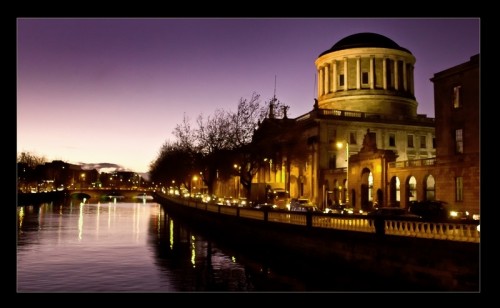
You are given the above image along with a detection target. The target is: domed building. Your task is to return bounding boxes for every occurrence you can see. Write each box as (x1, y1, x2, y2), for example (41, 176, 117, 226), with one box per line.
(251, 32, 438, 212)
(315, 32, 417, 117)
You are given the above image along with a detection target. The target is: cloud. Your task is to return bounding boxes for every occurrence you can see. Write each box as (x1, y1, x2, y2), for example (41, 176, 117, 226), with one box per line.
(78, 162, 150, 180)
(79, 162, 126, 172)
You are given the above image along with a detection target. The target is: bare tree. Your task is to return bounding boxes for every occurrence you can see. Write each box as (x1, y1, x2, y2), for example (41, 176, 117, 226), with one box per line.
(17, 152, 47, 192)
(17, 152, 47, 168)
(194, 109, 233, 194)
(173, 113, 197, 152)
(232, 94, 293, 200)
(152, 92, 292, 199)
(228, 92, 261, 148)
(149, 140, 198, 191)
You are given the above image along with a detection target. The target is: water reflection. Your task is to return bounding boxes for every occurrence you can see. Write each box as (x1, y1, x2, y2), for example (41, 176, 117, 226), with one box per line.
(17, 199, 423, 292)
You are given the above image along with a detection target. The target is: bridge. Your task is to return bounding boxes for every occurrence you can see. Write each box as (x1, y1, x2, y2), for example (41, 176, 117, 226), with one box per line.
(67, 189, 153, 201)
(17, 189, 154, 205)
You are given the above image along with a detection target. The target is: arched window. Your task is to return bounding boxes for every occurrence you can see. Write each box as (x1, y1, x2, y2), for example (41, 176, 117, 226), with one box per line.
(389, 176, 401, 207)
(395, 177, 401, 202)
(368, 172, 374, 202)
(409, 176, 417, 202)
(425, 175, 435, 201)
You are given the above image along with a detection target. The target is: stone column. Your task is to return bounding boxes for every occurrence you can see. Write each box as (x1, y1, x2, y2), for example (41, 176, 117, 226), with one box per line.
(370, 56, 375, 89)
(343, 57, 348, 91)
(318, 68, 323, 97)
(324, 64, 329, 95)
(332, 60, 337, 92)
(394, 58, 399, 90)
(402, 60, 407, 91)
(383, 58, 387, 90)
(356, 57, 361, 90)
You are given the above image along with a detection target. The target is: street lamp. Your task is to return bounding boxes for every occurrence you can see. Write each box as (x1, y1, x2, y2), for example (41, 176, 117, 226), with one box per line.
(336, 141, 349, 204)
(192, 175, 198, 195)
(234, 164, 241, 198)
(80, 173, 85, 192)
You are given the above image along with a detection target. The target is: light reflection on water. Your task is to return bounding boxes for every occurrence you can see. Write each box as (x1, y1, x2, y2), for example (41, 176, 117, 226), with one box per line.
(17, 200, 275, 292)
(17, 200, 172, 292)
(17, 199, 421, 292)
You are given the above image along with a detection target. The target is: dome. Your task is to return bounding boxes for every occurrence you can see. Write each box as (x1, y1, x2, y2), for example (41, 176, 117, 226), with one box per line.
(319, 32, 411, 57)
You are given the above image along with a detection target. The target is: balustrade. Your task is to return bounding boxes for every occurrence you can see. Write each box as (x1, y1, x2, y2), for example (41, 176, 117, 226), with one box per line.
(158, 193, 479, 243)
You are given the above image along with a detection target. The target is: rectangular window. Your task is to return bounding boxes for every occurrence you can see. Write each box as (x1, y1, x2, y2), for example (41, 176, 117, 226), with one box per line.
(455, 129, 463, 153)
(349, 131, 357, 145)
(453, 85, 462, 108)
(455, 177, 463, 202)
(420, 136, 426, 149)
(407, 134, 414, 148)
(362, 72, 369, 84)
(327, 126, 336, 144)
(339, 74, 345, 87)
(432, 137, 436, 149)
(389, 133, 396, 147)
(328, 154, 336, 169)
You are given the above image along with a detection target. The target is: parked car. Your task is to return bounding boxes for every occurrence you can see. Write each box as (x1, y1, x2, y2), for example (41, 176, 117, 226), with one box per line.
(408, 200, 471, 221)
(253, 203, 277, 210)
(216, 197, 240, 206)
(237, 197, 249, 207)
(290, 204, 319, 212)
(367, 207, 421, 219)
(324, 204, 364, 215)
(324, 204, 345, 214)
(290, 198, 319, 212)
(290, 198, 309, 210)
(342, 207, 367, 215)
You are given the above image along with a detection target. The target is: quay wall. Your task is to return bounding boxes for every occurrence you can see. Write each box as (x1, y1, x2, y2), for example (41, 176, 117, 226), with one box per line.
(155, 193, 480, 291)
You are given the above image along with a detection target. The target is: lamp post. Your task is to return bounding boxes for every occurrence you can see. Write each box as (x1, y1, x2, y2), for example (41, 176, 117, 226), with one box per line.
(80, 173, 85, 192)
(199, 172, 203, 194)
(337, 141, 349, 204)
(234, 164, 241, 198)
(192, 175, 198, 196)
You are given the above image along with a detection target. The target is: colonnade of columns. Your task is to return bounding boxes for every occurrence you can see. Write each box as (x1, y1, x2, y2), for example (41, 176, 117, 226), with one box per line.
(317, 56, 415, 97)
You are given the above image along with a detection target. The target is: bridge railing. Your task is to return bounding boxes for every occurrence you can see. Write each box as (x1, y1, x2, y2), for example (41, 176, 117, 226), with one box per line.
(157, 193, 479, 243)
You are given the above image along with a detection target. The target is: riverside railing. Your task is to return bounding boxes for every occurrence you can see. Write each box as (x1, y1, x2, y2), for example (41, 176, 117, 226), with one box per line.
(157, 193, 480, 243)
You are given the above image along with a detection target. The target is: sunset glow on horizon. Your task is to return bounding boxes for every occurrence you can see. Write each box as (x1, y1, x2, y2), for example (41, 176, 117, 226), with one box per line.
(17, 18, 480, 173)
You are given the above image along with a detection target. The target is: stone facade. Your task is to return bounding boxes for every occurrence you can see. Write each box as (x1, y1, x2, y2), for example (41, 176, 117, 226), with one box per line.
(430, 54, 480, 215)
(248, 33, 437, 212)
(245, 34, 479, 217)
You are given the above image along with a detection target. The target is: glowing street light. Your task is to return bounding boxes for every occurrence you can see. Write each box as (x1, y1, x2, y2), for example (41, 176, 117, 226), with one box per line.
(192, 175, 198, 195)
(80, 173, 86, 191)
(234, 164, 241, 198)
(336, 141, 349, 204)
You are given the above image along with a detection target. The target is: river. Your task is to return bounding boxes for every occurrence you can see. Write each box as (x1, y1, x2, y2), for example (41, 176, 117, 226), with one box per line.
(17, 198, 422, 292)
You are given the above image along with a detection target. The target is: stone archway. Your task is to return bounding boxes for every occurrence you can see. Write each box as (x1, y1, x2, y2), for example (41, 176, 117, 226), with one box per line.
(389, 176, 401, 207)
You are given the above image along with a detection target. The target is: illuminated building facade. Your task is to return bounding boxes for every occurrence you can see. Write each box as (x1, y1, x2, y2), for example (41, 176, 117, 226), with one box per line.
(429, 54, 479, 215)
(252, 33, 437, 212)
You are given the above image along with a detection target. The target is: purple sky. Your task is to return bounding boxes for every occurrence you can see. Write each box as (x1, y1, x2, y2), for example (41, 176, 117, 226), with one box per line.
(17, 18, 480, 173)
